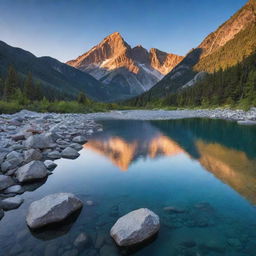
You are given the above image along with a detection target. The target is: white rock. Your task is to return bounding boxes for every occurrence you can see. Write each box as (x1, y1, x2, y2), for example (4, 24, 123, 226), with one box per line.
(16, 161, 48, 183)
(26, 193, 83, 229)
(110, 208, 160, 246)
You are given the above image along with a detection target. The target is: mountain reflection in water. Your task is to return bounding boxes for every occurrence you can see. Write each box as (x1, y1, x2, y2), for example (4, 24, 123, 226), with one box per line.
(85, 119, 256, 205)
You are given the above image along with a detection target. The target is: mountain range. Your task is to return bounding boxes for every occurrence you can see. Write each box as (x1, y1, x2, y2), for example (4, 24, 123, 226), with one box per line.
(67, 32, 183, 97)
(0, 0, 255, 103)
(139, 0, 256, 100)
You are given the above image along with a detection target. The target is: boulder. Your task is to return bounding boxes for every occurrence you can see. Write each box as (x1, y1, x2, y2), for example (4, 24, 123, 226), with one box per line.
(25, 133, 54, 149)
(0, 197, 24, 210)
(61, 147, 80, 159)
(1, 151, 23, 172)
(3, 184, 23, 194)
(72, 136, 87, 144)
(47, 151, 61, 160)
(26, 193, 83, 229)
(16, 161, 48, 183)
(24, 149, 42, 163)
(0, 175, 15, 191)
(44, 160, 57, 170)
(110, 208, 160, 246)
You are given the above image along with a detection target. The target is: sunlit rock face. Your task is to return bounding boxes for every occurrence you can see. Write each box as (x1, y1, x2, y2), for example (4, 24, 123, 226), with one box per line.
(67, 32, 183, 95)
(196, 140, 256, 205)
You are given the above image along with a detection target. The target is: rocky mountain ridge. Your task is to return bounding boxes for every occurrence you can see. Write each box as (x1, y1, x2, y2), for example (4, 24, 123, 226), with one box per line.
(138, 0, 256, 100)
(67, 32, 183, 96)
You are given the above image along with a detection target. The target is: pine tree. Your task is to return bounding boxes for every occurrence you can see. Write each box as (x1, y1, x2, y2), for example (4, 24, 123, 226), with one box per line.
(24, 72, 34, 100)
(4, 66, 19, 100)
(77, 92, 88, 104)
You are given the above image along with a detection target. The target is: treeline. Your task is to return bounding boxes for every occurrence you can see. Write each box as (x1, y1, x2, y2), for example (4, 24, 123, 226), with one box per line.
(0, 66, 73, 103)
(0, 66, 126, 114)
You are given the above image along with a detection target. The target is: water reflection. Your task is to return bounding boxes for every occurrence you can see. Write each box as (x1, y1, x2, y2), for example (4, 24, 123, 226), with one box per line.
(86, 120, 256, 205)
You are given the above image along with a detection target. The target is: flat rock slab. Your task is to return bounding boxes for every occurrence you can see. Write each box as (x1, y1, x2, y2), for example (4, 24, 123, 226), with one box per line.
(16, 161, 48, 183)
(110, 208, 160, 246)
(26, 193, 83, 229)
(0, 197, 24, 210)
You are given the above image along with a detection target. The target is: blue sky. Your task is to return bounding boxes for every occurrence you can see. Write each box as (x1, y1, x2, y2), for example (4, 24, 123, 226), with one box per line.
(0, 0, 247, 62)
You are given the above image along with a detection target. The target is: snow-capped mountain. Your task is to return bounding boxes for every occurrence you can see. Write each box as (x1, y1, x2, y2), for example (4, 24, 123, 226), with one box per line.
(67, 32, 183, 96)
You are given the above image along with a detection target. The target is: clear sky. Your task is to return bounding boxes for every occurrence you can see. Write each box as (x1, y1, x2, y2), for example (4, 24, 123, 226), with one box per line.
(0, 0, 247, 62)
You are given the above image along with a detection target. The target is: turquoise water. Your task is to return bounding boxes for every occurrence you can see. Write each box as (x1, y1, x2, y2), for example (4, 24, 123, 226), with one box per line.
(1, 119, 256, 256)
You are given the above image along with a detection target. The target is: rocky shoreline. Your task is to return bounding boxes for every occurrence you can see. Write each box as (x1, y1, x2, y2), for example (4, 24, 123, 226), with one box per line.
(1, 107, 256, 218)
(0, 110, 103, 220)
(84, 108, 256, 123)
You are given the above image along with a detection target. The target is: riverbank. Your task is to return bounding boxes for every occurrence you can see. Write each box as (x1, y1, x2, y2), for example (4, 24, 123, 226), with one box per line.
(84, 108, 256, 123)
(1, 108, 256, 218)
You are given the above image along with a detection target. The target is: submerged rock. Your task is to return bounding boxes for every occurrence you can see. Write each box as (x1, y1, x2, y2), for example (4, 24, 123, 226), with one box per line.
(110, 208, 160, 246)
(26, 193, 83, 229)
(73, 232, 89, 248)
(16, 161, 48, 183)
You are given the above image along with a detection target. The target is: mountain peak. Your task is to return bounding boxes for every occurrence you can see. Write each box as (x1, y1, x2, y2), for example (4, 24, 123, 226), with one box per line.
(104, 32, 123, 41)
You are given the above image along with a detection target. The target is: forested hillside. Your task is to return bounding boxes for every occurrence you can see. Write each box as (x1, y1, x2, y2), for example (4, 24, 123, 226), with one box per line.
(153, 51, 256, 109)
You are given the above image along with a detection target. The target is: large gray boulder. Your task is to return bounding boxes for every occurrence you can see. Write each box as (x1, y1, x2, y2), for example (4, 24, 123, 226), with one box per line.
(16, 161, 48, 183)
(0, 175, 15, 191)
(61, 147, 80, 159)
(25, 133, 54, 149)
(110, 208, 160, 246)
(26, 193, 83, 229)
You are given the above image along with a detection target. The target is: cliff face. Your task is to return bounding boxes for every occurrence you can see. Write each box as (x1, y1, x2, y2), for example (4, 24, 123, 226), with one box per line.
(67, 32, 183, 96)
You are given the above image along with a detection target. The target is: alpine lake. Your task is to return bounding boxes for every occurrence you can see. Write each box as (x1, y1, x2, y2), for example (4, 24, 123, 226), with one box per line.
(1, 119, 256, 256)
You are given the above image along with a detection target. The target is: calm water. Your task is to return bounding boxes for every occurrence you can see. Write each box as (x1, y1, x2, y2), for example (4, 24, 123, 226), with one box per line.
(1, 119, 256, 256)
